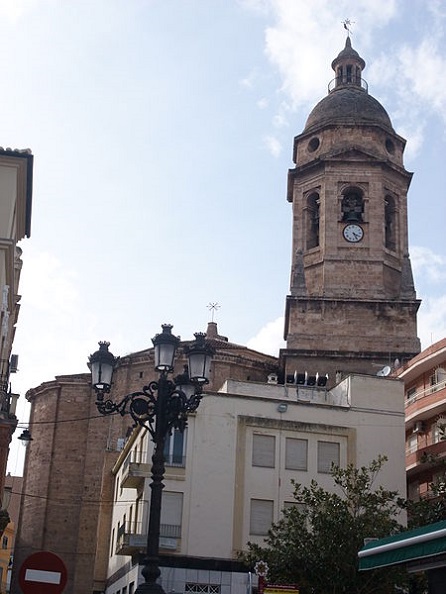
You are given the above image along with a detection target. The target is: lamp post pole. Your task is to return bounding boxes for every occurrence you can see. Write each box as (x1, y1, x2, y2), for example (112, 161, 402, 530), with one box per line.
(142, 371, 170, 594)
(89, 325, 214, 594)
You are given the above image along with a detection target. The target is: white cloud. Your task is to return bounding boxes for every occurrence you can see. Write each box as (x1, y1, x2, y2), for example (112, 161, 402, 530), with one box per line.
(399, 40, 446, 119)
(0, 0, 49, 23)
(369, 25, 446, 150)
(272, 112, 288, 128)
(257, 97, 269, 109)
(247, 316, 285, 355)
(11, 247, 98, 398)
(417, 294, 446, 350)
(239, 0, 270, 16)
(411, 246, 446, 350)
(240, 72, 257, 89)
(255, 0, 398, 109)
(411, 246, 446, 284)
(263, 134, 282, 156)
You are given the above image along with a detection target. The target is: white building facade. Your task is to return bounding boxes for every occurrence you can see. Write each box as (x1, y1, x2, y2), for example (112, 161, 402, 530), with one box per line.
(104, 373, 407, 594)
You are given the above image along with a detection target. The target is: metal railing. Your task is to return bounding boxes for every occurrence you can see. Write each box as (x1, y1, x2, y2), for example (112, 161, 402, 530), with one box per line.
(328, 77, 368, 93)
(117, 520, 180, 539)
(406, 379, 446, 407)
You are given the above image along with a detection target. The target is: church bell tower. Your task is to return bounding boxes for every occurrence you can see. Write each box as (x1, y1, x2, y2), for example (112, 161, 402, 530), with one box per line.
(280, 37, 421, 384)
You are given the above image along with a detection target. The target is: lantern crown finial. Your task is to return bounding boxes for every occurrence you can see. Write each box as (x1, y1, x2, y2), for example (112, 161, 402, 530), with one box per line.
(88, 341, 117, 394)
(152, 324, 180, 372)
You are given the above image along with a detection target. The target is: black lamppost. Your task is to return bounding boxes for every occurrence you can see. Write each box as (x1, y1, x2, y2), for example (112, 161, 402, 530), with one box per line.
(89, 324, 214, 594)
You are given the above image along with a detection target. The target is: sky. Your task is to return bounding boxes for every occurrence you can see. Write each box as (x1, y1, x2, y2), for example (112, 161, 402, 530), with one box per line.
(4, 0, 446, 474)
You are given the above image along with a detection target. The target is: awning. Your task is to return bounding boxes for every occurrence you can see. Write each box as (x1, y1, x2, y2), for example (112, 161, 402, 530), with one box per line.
(359, 521, 446, 570)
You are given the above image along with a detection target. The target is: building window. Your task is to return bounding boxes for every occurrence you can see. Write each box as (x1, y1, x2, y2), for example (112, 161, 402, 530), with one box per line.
(406, 434, 418, 454)
(432, 421, 444, 445)
(164, 428, 186, 466)
(160, 492, 183, 539)
(285, 438, 308, 471)
(407, 481, 419, 501)
(406, 386, 417, 401)
(306, 192, 320, 249)
(283, 501, 306, 514)
(345, 64, 352, 82)
(341, 189, 364, 223)
(1, 536, 7, 549)
(384, 195, 397, 250)
(431, 367, 446, 392)
(252, 434, 275, 468)
(317, 441, 340, 473)
(122, 587, 127, 594)
(250, 499, 274, 535)
(185, 585, 220, 594)
(129, 583, 134, 594)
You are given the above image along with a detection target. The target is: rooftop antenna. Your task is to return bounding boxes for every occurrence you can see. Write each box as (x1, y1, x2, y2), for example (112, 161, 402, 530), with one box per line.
(207, 302, 220, 322)
(342, 19, 355, 37)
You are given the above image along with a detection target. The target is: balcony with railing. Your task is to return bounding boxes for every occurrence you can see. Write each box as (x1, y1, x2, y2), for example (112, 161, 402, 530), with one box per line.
(121, 452, 150, 489)
(328, 76, 368, 93)
(406, 439, 446, 477)
(121, 450, 186, 489)
(116, 521, 181, 556)
(405, 378, 446, 423)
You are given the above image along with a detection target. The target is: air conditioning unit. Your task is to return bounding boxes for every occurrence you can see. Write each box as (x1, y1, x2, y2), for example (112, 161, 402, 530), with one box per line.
(413, 421, 425, 434)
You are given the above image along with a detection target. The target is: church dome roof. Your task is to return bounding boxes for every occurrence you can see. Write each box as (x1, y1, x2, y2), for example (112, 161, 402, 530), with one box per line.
(304, 37, 393, 133)
(304, 87, 393, 132)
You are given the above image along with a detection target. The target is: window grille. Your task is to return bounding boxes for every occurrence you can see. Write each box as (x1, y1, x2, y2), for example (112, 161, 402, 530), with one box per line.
(185, 584, 220, 594)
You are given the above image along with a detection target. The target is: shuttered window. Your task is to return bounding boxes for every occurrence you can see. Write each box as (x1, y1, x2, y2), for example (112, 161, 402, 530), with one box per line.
(160, 492, 183, 538)
(250, 499, 273, 535)
(252, 434, 275, 467)
(285, 438, 308, 470)
(317, 441, 340, 473)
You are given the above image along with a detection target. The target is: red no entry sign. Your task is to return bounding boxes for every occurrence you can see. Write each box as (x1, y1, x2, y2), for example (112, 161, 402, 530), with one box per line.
(19, 551, 68, 594)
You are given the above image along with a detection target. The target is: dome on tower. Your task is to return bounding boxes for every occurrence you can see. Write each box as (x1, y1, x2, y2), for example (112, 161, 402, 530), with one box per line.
(304, 37, 394, 133)
(304, 88, 393, 132)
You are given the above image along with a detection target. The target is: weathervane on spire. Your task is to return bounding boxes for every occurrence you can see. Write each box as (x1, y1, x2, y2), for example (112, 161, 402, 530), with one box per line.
(342, 19, 354, 37)
(207, 302, 220, 322)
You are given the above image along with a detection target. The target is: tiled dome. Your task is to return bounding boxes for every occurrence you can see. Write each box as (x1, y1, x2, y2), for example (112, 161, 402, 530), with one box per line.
(305, 87, 393, 132)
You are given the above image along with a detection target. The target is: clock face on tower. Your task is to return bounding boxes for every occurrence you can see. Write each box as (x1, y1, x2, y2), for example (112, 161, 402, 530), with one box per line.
(343, 223, 364, 243)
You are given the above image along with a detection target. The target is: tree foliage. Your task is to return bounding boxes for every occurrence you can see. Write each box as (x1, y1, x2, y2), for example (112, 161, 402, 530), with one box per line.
(406, 452, 446, 529)
(243, 456, 407, 594)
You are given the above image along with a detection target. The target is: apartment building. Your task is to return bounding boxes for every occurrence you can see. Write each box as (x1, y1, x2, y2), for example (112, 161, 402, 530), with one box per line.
(401, 338, 446, 500)
(0, 148, 33, 511)
(105, 374, 407, 594)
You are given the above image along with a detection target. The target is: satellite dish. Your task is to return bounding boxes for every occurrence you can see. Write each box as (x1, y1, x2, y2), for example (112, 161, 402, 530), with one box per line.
(377, 365, 391, 377)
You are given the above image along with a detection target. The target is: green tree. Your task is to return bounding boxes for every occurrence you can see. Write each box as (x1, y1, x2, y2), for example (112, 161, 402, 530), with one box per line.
(243, 456, 407, 594)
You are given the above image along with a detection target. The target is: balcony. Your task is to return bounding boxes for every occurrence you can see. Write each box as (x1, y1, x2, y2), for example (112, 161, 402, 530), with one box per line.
(406, 440, 446, 477)
(116, 521, 181, 556)
(116, 521, 146, 556)
(121, 453, 150, 489)
(406, 379, 446, 423)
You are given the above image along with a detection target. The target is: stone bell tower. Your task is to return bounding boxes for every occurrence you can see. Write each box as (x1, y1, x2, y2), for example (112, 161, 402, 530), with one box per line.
(280, 37, 421, 384)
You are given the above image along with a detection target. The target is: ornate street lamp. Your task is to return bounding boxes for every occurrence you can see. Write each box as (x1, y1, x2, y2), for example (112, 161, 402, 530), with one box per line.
(88, 324, 214, 594)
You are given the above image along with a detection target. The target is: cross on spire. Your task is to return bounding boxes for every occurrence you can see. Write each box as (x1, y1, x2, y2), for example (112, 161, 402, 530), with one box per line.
(342, 19, 354, 36)
(207, 302, 220, 322)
